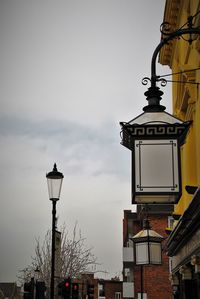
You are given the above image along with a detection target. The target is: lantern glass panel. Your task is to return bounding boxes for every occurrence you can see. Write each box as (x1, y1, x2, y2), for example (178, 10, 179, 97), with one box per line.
(134, 139, 179, 194)
(47, 177, 63, 200)
(135, 242, 149, 265)
(149, 242, 162, 264)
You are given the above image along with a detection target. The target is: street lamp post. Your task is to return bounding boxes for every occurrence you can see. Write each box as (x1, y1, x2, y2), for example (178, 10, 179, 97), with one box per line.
(46, 163, 64, 299)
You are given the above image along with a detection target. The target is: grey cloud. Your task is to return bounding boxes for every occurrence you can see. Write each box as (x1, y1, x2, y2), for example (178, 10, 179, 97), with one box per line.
(0, 116, 130, 179)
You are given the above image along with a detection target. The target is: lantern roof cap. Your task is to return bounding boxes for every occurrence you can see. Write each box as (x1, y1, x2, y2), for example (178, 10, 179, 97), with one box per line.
(128, 110, 184, 126)
(132, 228, 164, 240)
(120, 111, 191, 149)
(131, 219, 164, 242)
(46, 163, 64, 179)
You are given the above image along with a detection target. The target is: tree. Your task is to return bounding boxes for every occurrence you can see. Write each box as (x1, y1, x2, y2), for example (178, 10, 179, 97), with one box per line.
(18, 222, 98, 288)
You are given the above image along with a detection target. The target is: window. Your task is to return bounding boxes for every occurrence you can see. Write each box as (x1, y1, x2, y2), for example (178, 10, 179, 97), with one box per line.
(98, 283, 105, 297)
(127, 236, 133, 247)
(115, 292, 121, 299)
(168, 216, 174, 229)
(124, 268, 134, 282)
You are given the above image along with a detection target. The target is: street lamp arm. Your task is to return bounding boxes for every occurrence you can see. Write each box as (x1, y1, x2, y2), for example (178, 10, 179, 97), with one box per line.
(150, 25, 200, 88)
(141, 15, 200, 112)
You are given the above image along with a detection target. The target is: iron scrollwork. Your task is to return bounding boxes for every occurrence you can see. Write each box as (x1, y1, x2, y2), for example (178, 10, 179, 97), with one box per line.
(143, 13, 200, 90)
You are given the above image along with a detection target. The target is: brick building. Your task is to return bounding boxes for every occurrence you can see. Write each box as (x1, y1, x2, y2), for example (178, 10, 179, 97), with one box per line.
(122, 206, 173, 299)
(80, 273, 122, 299)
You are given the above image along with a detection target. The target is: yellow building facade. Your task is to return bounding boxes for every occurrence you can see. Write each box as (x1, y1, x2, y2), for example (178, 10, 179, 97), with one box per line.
(160, 0, 200, 214)
(159, 0, 200, 298)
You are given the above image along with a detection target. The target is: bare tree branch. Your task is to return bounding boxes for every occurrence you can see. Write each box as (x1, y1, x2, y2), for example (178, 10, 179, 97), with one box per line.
(18, 222, 99, 287)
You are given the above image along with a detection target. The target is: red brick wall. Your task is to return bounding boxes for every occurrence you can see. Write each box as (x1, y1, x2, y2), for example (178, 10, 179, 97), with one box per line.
(105, 281, 122, 299)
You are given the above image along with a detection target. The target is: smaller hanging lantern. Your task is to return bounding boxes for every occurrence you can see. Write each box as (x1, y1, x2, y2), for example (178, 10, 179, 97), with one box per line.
(131, 219, 164, 265)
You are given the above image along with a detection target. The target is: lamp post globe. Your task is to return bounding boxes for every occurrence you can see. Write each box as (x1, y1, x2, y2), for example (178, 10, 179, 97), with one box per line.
(46, 163, 64, 201)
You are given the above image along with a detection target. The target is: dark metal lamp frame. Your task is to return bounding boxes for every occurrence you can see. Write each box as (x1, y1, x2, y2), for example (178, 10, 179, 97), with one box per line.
(120, 14, 200, 204)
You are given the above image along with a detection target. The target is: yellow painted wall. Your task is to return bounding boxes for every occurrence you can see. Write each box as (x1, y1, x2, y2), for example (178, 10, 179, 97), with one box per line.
(161, 0, 200, 215)
(174, 1, 200, 215)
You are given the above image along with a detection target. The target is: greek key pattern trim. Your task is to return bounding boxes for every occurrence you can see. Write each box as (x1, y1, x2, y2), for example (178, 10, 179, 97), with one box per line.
(127, 125, 187, 136)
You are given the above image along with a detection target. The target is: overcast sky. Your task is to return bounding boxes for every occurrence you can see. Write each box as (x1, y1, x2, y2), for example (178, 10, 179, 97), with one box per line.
(0, 0, 171, 282)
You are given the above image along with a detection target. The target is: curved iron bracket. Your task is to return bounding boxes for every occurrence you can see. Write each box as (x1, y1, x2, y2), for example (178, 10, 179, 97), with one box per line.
(143, 15, 200, 112)
(151, 26, 200, 87)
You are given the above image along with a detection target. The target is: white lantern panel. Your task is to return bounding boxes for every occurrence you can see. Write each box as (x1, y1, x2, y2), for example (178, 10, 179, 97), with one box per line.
(135, 242, 149, 265)
(149, 242, 162, 264)
(47, 177, 63, 199)
(135, 139, 179, 193)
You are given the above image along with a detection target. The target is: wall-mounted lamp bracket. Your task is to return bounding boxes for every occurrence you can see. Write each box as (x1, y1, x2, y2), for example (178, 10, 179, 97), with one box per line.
(143, 15, 200, 111)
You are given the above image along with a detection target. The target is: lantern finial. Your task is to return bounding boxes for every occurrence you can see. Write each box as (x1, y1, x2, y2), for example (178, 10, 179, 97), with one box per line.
(53, 163, 57, 172)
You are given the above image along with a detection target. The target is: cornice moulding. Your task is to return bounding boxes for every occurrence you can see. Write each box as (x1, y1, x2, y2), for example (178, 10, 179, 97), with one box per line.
(159, 0, 181, 67)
